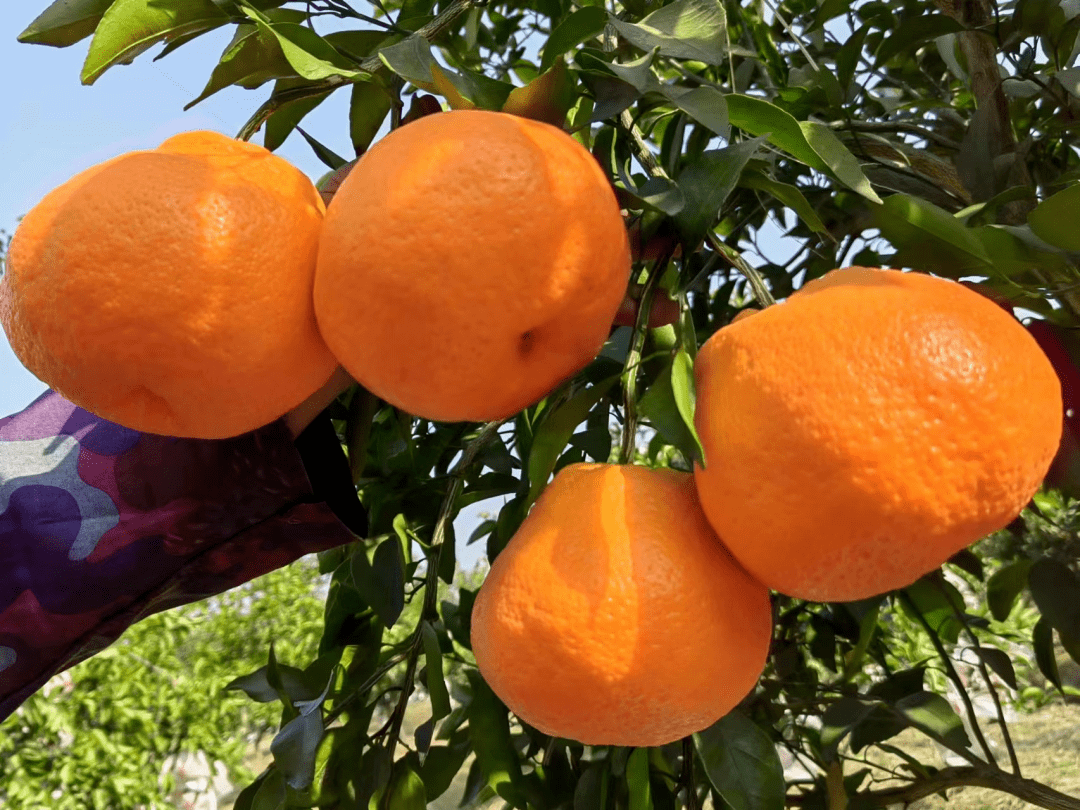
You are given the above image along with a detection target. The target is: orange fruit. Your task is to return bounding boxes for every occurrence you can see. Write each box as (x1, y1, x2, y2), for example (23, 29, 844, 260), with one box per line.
(470, 463, 773, 747)
(693, 267, 1063, 602)
(0, 131, 336, 439)
(314, 110, 631, 423)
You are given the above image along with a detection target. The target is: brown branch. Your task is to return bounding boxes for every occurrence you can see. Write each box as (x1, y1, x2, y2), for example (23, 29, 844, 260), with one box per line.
(787, 766, 1080, 810)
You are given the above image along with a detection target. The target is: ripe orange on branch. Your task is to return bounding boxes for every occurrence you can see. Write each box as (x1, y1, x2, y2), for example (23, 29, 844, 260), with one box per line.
(470, 463, 773, 747)
(0, 131, 336, 438)
(314, 110, 631, 423)
(692, 267, 1063, 603)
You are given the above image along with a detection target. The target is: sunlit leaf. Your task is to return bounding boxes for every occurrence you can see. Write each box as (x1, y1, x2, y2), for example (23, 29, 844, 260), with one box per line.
(19, 0, 114, 47)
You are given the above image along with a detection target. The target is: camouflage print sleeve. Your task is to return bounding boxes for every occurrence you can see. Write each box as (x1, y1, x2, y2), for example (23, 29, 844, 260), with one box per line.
(0, 390, 366, 723)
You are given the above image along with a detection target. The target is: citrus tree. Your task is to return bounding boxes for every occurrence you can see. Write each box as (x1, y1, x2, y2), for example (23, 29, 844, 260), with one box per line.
(11, 0, 1080, 808)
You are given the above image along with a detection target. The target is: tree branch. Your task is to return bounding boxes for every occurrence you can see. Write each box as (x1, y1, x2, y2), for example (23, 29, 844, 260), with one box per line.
(788, 766, 1080, 810)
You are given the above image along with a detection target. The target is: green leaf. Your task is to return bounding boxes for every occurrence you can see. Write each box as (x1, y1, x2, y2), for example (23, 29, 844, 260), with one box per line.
(82, 0, 230, 84)
(271, 711, 324, 789)
(431, 64, 514, 111)
(241, 9, 365, 80)
(726, 95, 880, 202)
(739, 171, 829, 234)
(973, 646, 1018, 690)
(465, 671, 522, 794)
(1028, 558, 1080, 664)
(1033, 617, 1063, 691)
(542, 7, 608, 71)
(894, 692, 970, 751)
(674, 137, 765, 241)
(874, 193, 993, 275)
(849, 705, 906, 754)
(639, 356, 703, 463)
(661, 86, 729, 137)
(987, 560, 1033, 621)
(251, 769, 286, 810)
(262, 78, 332, 151)
(574, 763, 609, 810)
(799, 122, 881, 204)
(1029, 184, 1080, 251)
(526, 379, 616, 507)
(18, 0, 114, 47)
(610, 0, 729, 65)
(377, 34, 438, 90)
(185, 24, 293, 109)
(874, 15, 965, 67)
(670, 348, 706, 464)
(350, 539, 405, 627)
(502, 58, 576, 127)
(419, 744, 470, 801)
(350, 81, 393, 154)
(421, 622, 452, 721)
(296, 126, 348, 169)
(380, 760, 427, 809)
(819, 696, 875, 756)
(901, 577, 965, 644)
(627, 748, 653, 810)
(694, 711, 785, 810)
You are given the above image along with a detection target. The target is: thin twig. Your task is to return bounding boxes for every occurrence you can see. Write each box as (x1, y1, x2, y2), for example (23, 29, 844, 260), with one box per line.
(898, 590, 998, 767)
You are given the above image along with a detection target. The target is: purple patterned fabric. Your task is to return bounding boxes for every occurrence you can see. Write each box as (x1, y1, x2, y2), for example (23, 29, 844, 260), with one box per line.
(0, 391, 361, 722)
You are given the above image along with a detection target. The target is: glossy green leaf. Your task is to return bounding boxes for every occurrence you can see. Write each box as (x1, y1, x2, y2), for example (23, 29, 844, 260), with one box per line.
(695, 711, 785, 810)
(574, 763, 609, 810)
(610, 0, 729, 64)
(421, 622, 452, 721)
(350, 80, 393, 154)
(185, 24, 293, 109)
(670, 348, 706, 464)
(251, 769, 286, 810)
(986, 560, 1033, 621)
(465, 672, 522, 795)
(874, 193, 993, 275)
(377, 34, 438, 90)
(639, 356, 702, 463)
(350, 539, 405, 627)
(82, 0, 229, 84)
(674, 137, 765, 241)
(241, 9, 365, 80)
(973, 646, 1018, 690)
(900, 577, 965, 644)
(874, 14, 965, 66)
(526, 379, 616, 507)
(1029, 184, 1080, 250)
(726, 95, 880, 202)
(296, 126, 348, 169)
(1033, 616, 1063, 691)
(740, 171, 829, 234)
(270, 711, 323, 789)
(502, 58, 575, 126)
(661, 86, 729, 137)
(819, 696, 875, 756)
(380, 760, 427, 809)
(627, 748, 653, 810)
(420, 744, 470, 801)
(542, 7, 608, 70)
(894, 691, 970, 751)
(19, 0, 114, 47)
(1028, 558, 1080, 664)
(849, 705, 906, 753)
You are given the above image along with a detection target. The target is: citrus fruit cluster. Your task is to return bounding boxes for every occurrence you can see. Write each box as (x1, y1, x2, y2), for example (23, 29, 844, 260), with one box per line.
(1, 111, 630, 437)
(1, 111, 1063, 750)
(471, 267, 1061, 747)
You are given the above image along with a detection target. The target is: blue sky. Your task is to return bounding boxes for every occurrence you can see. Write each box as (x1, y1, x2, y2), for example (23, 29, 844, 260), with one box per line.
(1, 8, 361, 416)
